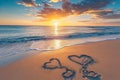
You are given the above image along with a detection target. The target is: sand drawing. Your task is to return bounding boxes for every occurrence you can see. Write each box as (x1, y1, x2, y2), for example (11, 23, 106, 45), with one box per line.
(81, 68, 101, 80)
(61, 66, 76, 80)
(42, 58, 62, 69)
(68, 54, 101, 80)
(42, 58, 76, 80)
(68, 55, 95, 70)
(42, 54, 101, 80)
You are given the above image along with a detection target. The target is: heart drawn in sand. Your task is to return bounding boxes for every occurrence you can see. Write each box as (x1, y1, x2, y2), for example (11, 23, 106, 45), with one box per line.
(42, 58, 62, 69)
(68, 55, 95, 66)
(62, 69, 76, 79)
(82, 69, 101, 80)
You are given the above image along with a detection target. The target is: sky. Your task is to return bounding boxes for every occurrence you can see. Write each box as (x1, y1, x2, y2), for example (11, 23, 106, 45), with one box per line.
(0, 0, 120, 26)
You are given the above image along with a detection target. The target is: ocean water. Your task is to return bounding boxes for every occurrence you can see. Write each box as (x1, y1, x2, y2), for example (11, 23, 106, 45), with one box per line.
(0, 25, 120, 66)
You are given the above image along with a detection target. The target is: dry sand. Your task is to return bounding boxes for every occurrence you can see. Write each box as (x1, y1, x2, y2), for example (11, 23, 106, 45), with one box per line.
(0, 39, 120, 80)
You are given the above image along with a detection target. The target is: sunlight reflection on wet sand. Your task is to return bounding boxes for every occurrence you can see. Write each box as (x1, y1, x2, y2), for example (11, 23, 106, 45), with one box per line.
(53, 24, 61, 49)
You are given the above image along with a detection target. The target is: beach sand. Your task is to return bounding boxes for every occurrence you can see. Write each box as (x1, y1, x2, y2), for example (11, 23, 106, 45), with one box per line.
(0, 39, 120, 80)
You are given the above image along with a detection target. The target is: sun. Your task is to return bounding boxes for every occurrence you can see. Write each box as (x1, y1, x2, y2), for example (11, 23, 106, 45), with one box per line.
(50, 0, 60, 3)
(53, 21, 59, 27)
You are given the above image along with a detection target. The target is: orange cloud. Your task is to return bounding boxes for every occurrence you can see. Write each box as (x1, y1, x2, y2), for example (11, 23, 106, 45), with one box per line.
(37, 0, 113, 21)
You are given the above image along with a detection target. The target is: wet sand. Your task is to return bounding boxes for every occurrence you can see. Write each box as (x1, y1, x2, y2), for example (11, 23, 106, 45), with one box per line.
(0, 39, 120, 80)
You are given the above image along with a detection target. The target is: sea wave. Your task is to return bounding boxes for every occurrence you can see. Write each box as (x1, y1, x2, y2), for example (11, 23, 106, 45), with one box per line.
(0, 26, 120, 66)
(0, 31, 120, 45)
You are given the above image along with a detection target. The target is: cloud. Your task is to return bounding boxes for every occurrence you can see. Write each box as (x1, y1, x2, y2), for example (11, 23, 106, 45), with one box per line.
(89, 10, 120, 19)
(78, 19, 120, 26)
(17, 0, 39, 7)
(37, 3, 69, 21)
(62, 0, 113, 13)
(78, 20, 92, 23)
(88, 10, 113, 15)
(17, 0, 114, 21)
(50, 0, 62, 3)
(98, 13, 120, 19)
(37, 0, 113, 21)
(96, 21, 120, 26)
(102, 14, 120, 19)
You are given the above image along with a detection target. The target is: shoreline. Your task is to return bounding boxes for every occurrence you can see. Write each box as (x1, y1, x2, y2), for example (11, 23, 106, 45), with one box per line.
(0, 38, 120, 80)
(0, 38, 120, 67)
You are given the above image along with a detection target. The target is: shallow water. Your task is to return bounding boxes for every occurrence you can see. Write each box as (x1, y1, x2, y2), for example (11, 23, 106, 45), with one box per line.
(0, 25, 120, 66)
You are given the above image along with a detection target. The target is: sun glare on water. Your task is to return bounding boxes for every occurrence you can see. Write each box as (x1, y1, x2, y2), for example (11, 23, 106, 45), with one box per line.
(53, 21, 61, 49)
(54, 21, 59, 27)
(53, 20, 59, 36)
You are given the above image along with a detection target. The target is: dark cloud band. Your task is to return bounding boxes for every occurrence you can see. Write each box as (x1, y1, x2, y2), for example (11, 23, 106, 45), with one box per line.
(17, 0, 39, 7)
(17, 0, 114, 21)
(37, 0, 113, 21)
